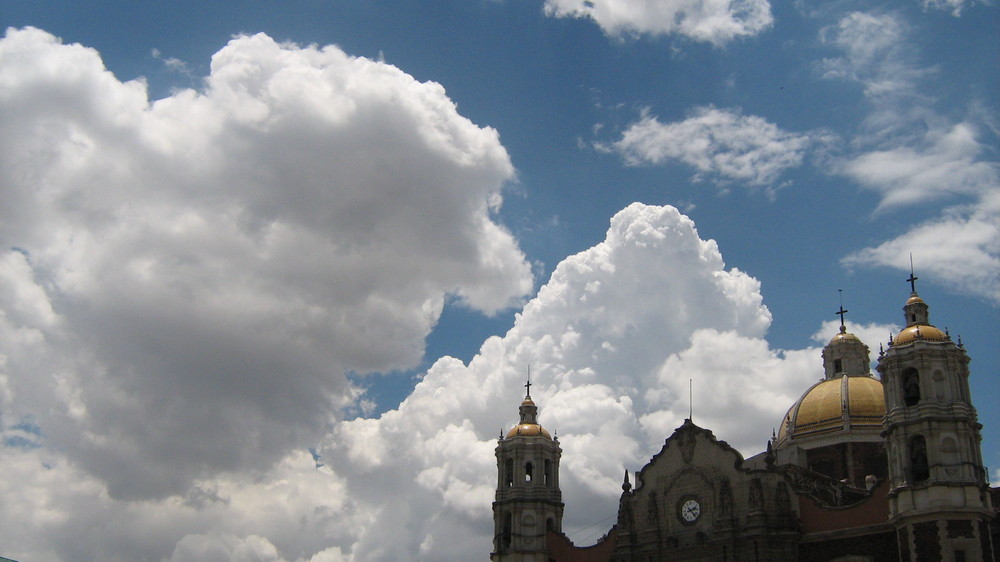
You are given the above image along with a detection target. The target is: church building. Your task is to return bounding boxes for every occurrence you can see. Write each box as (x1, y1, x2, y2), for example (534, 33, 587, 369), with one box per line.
(492, 279, 998, 561)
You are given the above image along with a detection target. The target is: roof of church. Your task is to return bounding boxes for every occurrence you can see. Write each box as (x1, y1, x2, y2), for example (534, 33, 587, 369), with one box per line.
(505, 422, 551, 439)
(893, 324, 948, 345)
(828, 328, 861, 345)
(776, 375, 885, 447)
(891, 287, 951, 347)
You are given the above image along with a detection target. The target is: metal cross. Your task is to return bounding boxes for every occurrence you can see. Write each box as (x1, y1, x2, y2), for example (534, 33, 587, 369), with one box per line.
(836, 304, 849, 328)
(836, 289, 848, 328)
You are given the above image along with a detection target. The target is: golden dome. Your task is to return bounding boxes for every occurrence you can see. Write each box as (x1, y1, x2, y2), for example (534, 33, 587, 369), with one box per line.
(829, 330, 861, 345)
(905, 294, 925, 306)
(893, 324, 947, 345)
(777, 376, 885, 445)
(506, 423, 552, 439)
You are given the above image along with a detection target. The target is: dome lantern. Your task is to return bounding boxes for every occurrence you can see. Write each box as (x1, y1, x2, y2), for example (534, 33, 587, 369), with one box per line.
(822, 295, 871, 380)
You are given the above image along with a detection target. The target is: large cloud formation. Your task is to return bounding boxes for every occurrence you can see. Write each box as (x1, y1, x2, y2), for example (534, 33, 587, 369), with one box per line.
(0, 26, 532, 502)
(0, 27, 895, 561)
(323, 202, 787, 558)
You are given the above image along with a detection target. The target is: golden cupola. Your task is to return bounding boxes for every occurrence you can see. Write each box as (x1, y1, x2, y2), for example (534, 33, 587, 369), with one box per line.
(505, 395, 552, 439)
(889, 291, 948, 346)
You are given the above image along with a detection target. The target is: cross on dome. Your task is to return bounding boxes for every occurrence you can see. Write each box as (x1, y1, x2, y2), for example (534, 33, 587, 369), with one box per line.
(836, 290, 849, 330)
(907, 255, 919, 294)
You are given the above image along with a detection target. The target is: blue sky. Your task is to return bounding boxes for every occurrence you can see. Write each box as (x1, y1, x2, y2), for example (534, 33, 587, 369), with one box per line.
(1, 0, 998, 560)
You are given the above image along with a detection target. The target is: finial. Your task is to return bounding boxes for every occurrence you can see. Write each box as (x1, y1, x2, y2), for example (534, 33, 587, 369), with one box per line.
(836, 290, 849, 331)
(688, 378, 693, 422)
(622, 469, 632, 492)
(907, 254, 919, 294)
(958, 335, 963, 348)
(499, 428, 504, 440)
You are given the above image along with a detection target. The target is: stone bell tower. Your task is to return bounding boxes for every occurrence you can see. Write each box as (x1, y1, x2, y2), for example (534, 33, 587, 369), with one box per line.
(492, 381, 563, 561)
(877, 272, 994, 561)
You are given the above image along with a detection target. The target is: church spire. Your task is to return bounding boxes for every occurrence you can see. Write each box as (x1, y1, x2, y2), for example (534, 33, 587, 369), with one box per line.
(901, 260, 929, 327)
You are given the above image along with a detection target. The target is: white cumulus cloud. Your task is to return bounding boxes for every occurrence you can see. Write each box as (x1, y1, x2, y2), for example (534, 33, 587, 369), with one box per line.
(542, 0, 773, 45)
(0, 26, 532, 503)
(605, 107, 816, 187)
(316, 203, 827, 559)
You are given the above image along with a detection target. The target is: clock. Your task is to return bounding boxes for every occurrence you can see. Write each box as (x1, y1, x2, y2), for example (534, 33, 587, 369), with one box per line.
(679, 498, 701, 524)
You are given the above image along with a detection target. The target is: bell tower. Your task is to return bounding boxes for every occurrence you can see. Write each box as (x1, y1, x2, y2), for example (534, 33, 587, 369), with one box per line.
(877, 272, 994, 561)
(492, 381, 563, 561)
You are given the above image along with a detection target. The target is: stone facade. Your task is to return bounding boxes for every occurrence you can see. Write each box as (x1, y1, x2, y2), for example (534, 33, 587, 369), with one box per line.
(612, 421, 799, 561)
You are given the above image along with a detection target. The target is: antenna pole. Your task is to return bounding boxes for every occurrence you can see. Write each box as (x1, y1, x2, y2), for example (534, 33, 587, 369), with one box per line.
(689, 379, 693, 421)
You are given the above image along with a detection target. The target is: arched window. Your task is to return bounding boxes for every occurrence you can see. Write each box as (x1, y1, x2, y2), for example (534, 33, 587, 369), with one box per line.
(544, 459, 552, 487)
(902, 368, 921, 407)
(908, 435, 929, 482)
(525, 461, 533, 483)
(505, 458, 514, 487)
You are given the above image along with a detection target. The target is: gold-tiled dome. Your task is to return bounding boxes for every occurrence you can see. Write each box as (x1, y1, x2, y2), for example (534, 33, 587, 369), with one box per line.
(505, 395, 552, 439)
(829, 330, 862, 345)
(777, 376, 885, 445)
(506, 423, 552, 439)
(894, 324, 947, 345)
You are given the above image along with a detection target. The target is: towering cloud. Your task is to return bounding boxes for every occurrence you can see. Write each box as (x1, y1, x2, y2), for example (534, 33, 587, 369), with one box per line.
(0, 27, 532, 501)
(318, 203, 831, 559)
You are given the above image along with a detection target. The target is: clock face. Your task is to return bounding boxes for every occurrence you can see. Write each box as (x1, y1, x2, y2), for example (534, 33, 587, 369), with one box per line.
(679, 498, 701, 523)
